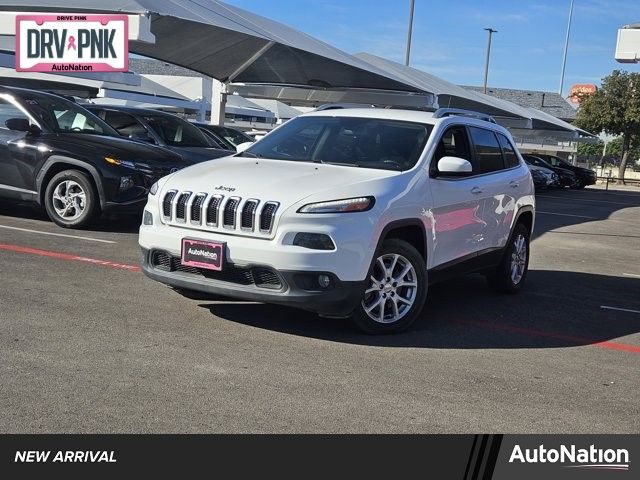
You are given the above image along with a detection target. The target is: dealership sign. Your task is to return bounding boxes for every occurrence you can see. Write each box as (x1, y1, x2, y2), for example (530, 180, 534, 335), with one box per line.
(16, 14, 128, 72)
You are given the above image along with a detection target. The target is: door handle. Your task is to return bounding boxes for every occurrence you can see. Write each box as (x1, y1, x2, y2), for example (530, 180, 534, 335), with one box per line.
(470, 187, 483, 195)
(509, 181, 520, 188)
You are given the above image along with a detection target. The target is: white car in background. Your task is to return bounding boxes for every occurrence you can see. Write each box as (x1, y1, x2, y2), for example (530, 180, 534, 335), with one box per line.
(139, 108, 535, 333)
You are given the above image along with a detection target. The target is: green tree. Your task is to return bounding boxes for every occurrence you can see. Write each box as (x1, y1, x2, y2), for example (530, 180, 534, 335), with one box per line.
(578, 137, 640, 165)
(575, 70, 640, 183)
(577, 141, 604, 157)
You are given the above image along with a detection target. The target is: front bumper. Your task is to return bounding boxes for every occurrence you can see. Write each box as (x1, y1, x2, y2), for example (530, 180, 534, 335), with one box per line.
(141, 248, 365, 317)
(559, 175, 577, 187)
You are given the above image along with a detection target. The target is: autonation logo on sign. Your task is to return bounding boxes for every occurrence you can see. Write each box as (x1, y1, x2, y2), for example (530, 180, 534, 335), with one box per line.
(16, 14, 128, 72)
(509, 444, 630, 471)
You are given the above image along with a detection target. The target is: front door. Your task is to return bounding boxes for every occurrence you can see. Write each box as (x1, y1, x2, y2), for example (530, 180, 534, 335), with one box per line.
(427, 125, 488, 268)
(0, 97, 42, 197)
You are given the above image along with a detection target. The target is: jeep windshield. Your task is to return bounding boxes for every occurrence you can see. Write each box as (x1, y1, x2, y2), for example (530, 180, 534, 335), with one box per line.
(238, 116, 432, 171)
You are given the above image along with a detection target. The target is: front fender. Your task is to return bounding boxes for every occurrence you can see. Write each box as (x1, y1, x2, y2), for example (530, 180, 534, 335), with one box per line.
(35, 155, 106, 208)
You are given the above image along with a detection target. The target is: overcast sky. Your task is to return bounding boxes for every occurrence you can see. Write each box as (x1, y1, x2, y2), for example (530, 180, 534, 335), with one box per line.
(225, 0, 640, 94)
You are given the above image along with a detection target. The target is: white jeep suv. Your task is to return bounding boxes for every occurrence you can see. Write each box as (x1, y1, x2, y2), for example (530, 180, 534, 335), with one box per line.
(139, 108, 535, 333)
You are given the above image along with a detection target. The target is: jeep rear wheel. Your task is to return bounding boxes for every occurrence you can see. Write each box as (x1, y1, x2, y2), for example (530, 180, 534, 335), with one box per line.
(44, 170, 100, 228)
(486, 222, 530, 293)
(351, 239, 427, 334)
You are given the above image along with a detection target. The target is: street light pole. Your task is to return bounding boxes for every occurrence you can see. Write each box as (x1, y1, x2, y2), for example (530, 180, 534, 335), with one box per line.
(405, 0, 415, 66)
(559, 0, 575, 95)
(483, 28, 497, 94)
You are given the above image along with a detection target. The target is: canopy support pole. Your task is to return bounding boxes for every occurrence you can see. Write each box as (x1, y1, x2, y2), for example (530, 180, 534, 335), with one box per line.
(209, 79, 227, 126)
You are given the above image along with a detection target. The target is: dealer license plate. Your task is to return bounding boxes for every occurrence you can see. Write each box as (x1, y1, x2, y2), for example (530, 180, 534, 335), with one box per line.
(181, 239, 224, 271)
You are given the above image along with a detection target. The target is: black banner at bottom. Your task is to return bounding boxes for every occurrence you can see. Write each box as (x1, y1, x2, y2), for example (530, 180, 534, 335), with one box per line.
(0, 434, 636, 479)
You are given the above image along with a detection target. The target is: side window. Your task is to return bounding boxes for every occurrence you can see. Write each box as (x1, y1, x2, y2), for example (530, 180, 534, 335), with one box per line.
(497, 133, 520, 168)
(431, 125, 473, 175)
(104, 110, 148, 138)
(468, 127, 505, 174)
(0, 99, 29, 130)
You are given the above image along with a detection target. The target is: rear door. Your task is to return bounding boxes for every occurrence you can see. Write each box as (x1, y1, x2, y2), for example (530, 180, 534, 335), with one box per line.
(427, 124, 488, 267)
(469, 127, 526, 250)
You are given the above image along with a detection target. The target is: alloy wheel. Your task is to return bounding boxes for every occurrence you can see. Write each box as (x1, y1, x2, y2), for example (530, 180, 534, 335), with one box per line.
(510, 234, 527, 284)
(362, 253, 418, 324)
(51, 180, 86, 221)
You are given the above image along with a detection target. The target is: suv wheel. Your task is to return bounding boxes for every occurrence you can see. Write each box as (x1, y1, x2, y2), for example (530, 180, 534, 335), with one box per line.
(44, 170, 100, 228)
(351, 239, 427, 334)
(487, 222, 530, 293)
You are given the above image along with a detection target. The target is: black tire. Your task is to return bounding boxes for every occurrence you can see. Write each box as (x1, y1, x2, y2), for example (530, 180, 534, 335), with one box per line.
(486, 222, 530, 293)
(351, 239, 427, 334)
(44, 170, 100, 228)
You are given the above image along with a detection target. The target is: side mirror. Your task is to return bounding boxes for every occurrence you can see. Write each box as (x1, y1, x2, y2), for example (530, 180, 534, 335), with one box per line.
(236, 141, 253, 153)
(6, 117, 40, 135)
(437, 156, 473, 176)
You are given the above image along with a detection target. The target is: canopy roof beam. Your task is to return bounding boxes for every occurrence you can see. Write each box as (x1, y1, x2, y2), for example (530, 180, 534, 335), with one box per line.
(227, 41, 275, 83)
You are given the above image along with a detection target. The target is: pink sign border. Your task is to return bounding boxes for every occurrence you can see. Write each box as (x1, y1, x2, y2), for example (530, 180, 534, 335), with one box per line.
(15, 13, 129, 73)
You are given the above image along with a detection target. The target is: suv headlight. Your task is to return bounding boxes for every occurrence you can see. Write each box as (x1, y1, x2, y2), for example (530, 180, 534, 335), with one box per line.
(149, 181, 159, 195)
(298, 196, 375, 214)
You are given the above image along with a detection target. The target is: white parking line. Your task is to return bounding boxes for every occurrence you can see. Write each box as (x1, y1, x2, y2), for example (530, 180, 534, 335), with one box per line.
(600, 305, 640, 315)
(0, 224, 116, 244)
(537, 211, 596, 219)
(537, 195, 632, 206)
(623, 273, 640, 278)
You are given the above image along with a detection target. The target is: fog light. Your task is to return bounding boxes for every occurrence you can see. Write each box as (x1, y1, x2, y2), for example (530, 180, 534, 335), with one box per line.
(318, 274, 331, 288)
(143, 210, 153, 225)
(119, 175, 134, 191)
(293, 232, 335, 250)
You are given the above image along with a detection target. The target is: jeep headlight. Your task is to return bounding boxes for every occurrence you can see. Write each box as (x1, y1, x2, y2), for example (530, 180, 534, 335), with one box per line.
(149, 181, 159, 195)
(298, 196, 374, 214)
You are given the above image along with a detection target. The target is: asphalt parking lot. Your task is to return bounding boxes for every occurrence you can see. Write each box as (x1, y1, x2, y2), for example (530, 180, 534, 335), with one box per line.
(0, 186, 639, 433)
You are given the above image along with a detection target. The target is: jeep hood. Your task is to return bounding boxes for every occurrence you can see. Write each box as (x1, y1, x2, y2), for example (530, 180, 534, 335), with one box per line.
(161, 156, 400, 207)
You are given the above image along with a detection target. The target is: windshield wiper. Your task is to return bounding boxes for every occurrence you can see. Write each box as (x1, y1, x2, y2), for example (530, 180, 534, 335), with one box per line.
(317, 160, 360, 167)
(235, 151, 262, 158)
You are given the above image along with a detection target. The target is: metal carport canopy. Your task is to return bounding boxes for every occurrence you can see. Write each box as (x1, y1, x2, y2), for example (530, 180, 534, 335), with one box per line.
(356, 53, 567, 131)
(0, 0, 429, 95)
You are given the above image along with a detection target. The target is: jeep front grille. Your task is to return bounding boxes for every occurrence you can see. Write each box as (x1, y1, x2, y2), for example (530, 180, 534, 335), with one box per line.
(162, 190, 177, 218)
(223, 197, 240, 228)
(260, 202, 279, 232)
(149, 250, 283, 290)
(241, 199, 259, 231)
(205, 195, 223, 226)
(161, 190, 279, 236)
(175, 192, 191, 221)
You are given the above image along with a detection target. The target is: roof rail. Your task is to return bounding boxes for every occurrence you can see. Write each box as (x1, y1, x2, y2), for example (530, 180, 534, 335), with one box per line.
(433, 108, 496, 124)
(315, 102, 376, 111)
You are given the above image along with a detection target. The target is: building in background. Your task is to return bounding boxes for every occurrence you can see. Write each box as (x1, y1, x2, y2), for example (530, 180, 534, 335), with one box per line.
(463, 86, 577, 122)
(568, 84, 598, 105)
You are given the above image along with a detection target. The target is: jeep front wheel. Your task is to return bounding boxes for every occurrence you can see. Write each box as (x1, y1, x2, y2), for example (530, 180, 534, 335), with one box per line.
(351, 239, 427, 334)
(44, 170, 100, 228)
